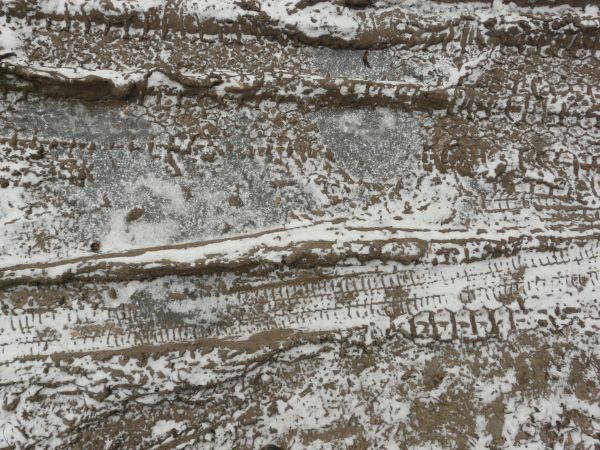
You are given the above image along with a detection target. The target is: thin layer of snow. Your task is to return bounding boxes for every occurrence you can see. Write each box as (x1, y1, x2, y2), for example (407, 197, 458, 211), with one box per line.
(152, 420, 188, 438)
(147, 71, 185, 92)
(0, 16, 23, 55)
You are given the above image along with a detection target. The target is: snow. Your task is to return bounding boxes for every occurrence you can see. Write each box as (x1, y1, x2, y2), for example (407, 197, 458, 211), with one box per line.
(0, 1, 599, 447)
(152, 420, 188, 437)
(0, 16, 23, 55)
(147, 71, 185, 92)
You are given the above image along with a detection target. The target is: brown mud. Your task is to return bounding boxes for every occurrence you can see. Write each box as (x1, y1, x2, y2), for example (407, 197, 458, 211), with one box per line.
(0, 0, 599, 448)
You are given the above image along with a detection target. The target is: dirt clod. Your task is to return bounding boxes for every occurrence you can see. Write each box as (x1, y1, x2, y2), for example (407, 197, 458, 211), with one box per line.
(126, 207, 145, 222)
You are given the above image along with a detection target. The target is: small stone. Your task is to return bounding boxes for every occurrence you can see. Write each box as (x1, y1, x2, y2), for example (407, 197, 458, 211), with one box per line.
(228, 194, 243, 208)
(126, 207, 145, 222)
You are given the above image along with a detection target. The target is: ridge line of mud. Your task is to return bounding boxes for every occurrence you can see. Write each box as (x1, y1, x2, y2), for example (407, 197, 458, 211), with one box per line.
(3, 1, 600, 51)
(1, 224, 598, 288)
(0, 61, 449, 110)
(2, 63, 597, 122)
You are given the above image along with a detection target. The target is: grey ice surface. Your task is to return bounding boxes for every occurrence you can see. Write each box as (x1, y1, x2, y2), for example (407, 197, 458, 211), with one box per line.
(307, 48, 398, 81)
(0, 97, 318, 260)
(66, 141, 315, 249)
(0, 94, 424, 263)
(305, 47, 458, 88)
(0, 98, 157, 145)
(312, 107, 423, 183)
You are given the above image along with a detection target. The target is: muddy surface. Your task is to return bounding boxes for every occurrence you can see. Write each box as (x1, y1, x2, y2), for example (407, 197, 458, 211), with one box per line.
(0, 0, 599, 448)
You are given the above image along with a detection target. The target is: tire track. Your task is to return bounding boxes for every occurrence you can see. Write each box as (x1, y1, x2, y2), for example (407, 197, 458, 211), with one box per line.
(0, 243, 597, 362)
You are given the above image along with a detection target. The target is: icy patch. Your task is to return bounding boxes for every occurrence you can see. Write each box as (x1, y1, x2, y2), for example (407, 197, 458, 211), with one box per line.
(0, 97, 322, 262)
(313, 107, 423, 183)
(0, 98, 157, 146)
(101, 211, 181, 252)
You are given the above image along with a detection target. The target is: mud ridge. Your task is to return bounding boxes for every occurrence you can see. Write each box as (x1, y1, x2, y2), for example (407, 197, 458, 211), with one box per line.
(3, 1, 600, 51)
(1, 222, 598, 288)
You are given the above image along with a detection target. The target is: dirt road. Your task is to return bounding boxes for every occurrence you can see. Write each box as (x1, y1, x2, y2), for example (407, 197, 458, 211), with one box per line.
(0, 0, 599, 448)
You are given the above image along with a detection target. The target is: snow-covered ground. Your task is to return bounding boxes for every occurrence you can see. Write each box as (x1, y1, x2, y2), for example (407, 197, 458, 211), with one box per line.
(0, 0, 599, 448)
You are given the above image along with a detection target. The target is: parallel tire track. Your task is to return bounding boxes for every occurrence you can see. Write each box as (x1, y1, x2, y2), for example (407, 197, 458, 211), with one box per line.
(1, 244, 597, 362)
